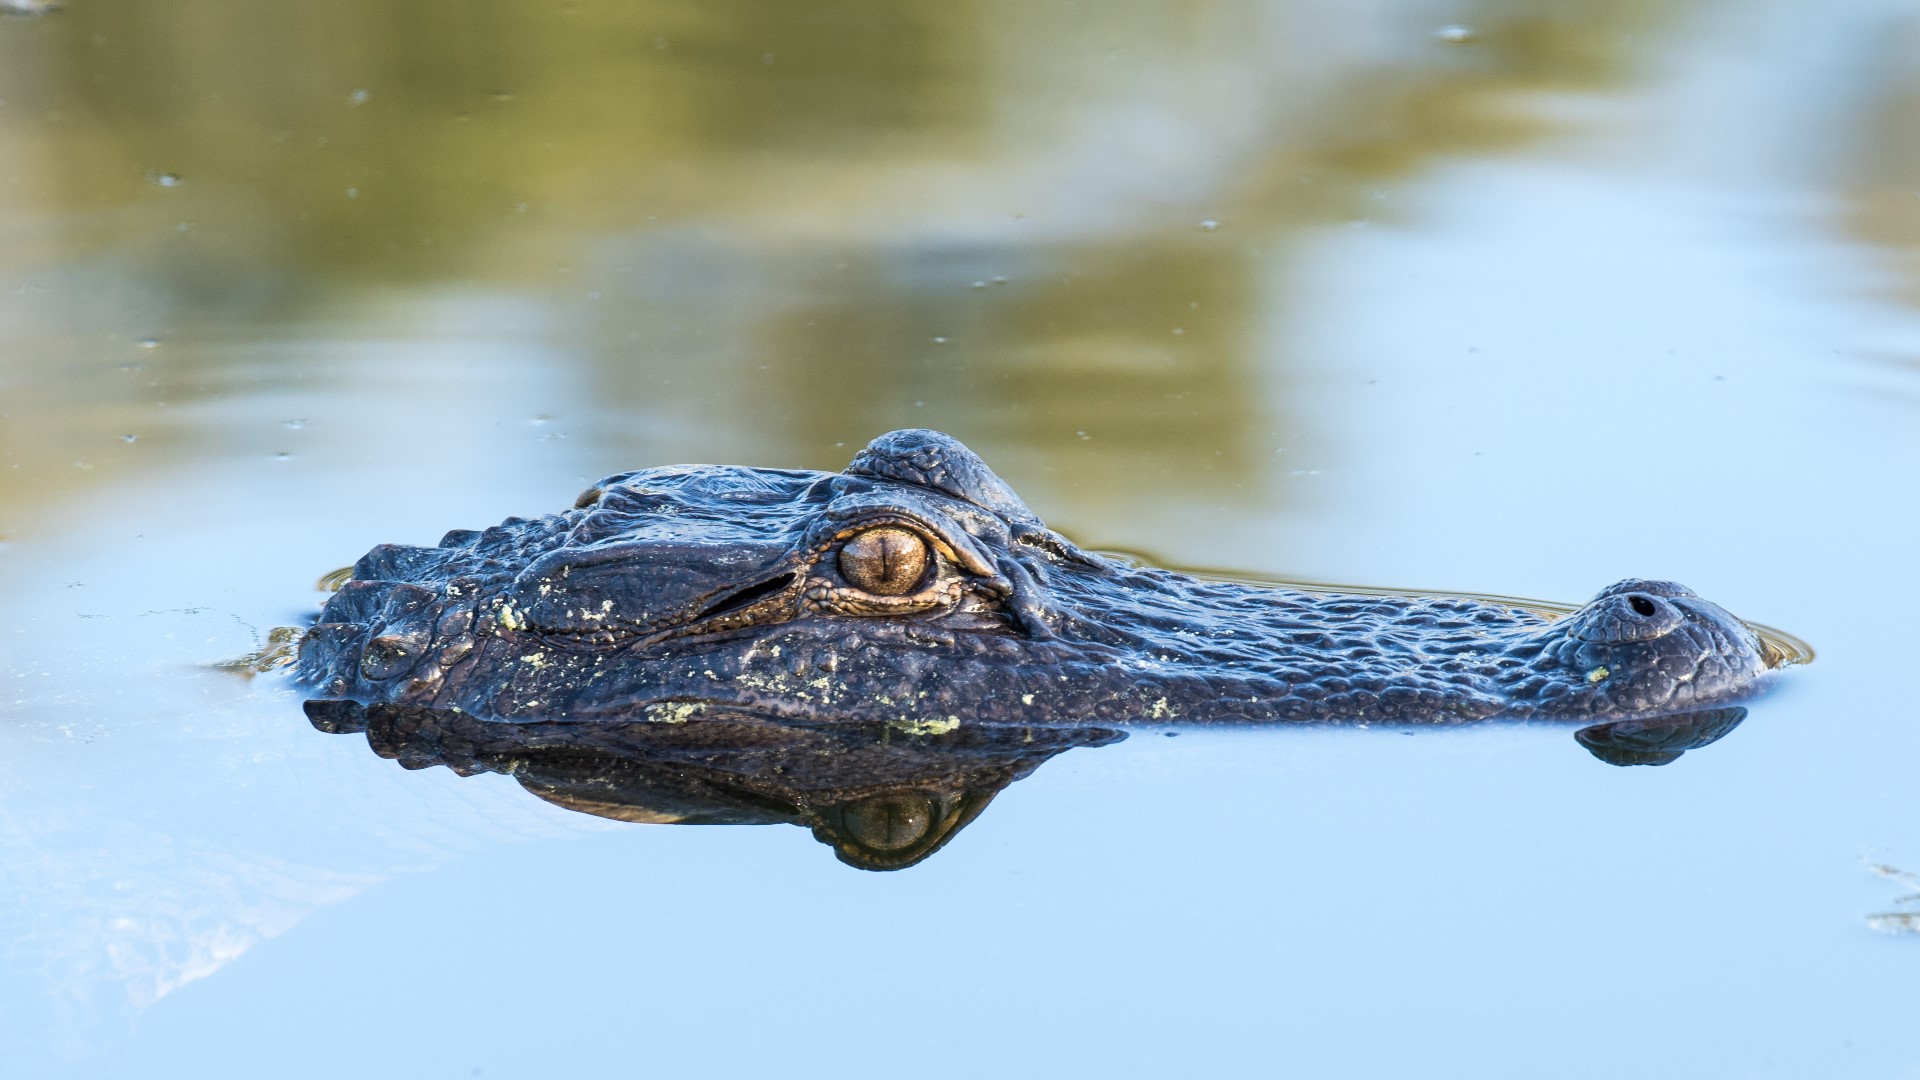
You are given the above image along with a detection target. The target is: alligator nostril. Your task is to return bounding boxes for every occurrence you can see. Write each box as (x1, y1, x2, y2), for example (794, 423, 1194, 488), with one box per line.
(1627, 594, 1658, 617)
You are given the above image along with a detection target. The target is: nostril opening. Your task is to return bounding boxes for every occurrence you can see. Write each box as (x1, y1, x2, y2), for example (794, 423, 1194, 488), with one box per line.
(1627, 594, 1658, 617)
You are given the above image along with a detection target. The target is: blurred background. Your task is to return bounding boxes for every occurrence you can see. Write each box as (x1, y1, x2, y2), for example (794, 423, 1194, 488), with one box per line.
(2, 1, 1919, 1077)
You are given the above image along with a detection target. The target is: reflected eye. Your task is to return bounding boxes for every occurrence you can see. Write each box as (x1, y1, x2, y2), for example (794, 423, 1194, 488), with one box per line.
(839, 794, 935, 853)
(837, 526, 930, 595)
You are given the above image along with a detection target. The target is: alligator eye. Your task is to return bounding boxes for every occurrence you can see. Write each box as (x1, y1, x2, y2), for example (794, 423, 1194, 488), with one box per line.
(837, 526, 930, 596)
(839, 794, 935, 853)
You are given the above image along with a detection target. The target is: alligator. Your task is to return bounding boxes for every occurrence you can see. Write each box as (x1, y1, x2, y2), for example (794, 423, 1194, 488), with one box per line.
(299, 697, 1749, 869)
(305, 699, 1123, 870)
(296, 428, 1795, 728)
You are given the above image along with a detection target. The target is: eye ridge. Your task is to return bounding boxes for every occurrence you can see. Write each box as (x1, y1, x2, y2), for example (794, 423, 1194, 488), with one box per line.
(837, 526, 932, 596)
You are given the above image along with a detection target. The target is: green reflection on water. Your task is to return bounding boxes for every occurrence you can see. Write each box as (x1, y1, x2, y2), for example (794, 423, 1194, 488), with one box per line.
(5, 0, 990, 279)
(0, 0, 1705, 534)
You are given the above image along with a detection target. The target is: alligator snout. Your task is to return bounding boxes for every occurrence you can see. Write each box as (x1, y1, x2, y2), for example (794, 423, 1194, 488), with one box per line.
(1508, 578, 1774, 718)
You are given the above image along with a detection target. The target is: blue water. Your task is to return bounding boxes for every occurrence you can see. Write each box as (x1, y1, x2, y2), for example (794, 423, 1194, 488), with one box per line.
(2, 1, 1917, 1076)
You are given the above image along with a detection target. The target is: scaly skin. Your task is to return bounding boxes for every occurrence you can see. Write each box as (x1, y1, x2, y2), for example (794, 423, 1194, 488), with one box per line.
(296, 429, 1782, 726)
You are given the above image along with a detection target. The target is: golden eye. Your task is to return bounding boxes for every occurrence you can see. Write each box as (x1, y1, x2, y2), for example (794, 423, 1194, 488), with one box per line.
(837, 526, 930, 596)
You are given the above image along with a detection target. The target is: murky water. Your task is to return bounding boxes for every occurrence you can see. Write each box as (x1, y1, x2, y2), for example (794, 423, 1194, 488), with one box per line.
(3, 1, 1918, 1076)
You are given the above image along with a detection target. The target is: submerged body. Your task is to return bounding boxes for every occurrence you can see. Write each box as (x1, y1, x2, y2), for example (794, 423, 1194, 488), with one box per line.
(297, 429, 1784, 725)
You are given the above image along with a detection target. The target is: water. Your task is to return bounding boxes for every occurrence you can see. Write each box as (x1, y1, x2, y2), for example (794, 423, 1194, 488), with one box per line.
(2, 1, 1916, 1076)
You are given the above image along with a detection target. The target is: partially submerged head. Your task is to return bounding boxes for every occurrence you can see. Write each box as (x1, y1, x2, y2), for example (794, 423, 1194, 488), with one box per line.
(296, 429, 1790, 725)
(1495, 579, 1780, 719)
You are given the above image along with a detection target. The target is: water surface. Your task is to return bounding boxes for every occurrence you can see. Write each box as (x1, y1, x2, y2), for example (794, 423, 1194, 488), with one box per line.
(3, 1, 1918, 1076)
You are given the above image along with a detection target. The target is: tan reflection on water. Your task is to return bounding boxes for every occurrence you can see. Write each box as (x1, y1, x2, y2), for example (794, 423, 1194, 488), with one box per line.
(1845, 12, 1920, 310)
(0, 0, 1702, 537)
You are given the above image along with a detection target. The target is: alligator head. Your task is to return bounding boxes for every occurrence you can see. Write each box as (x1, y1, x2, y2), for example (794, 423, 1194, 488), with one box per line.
(305, 700, 1123, 870)
(296, 429, 1790, 725)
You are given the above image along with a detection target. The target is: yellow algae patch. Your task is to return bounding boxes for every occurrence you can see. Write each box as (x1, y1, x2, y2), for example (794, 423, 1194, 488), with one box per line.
(520, 652, 546, 668)
(1149, 697, 1175, 719)
(1586, 666, 1611, 684)
(891, 715, 961, 736)
(649, 701, 704, 724)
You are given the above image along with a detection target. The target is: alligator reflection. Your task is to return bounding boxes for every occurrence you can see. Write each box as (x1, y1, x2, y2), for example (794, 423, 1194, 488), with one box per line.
(303, 700, 1746, 870)
(304, 700, 1122, 871)
(1572, 706, 1747, 767)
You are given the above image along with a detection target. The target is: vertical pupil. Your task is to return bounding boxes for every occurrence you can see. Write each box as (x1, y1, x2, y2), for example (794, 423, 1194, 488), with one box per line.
(878, 533, 906, 583)
(840, 527, 927, 594)
(869, 531, 901, 587)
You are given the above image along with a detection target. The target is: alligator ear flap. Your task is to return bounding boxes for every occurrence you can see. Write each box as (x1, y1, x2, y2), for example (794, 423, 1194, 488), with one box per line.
(996, 556, 1059, 640)
(845, 429, 1041, 526)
